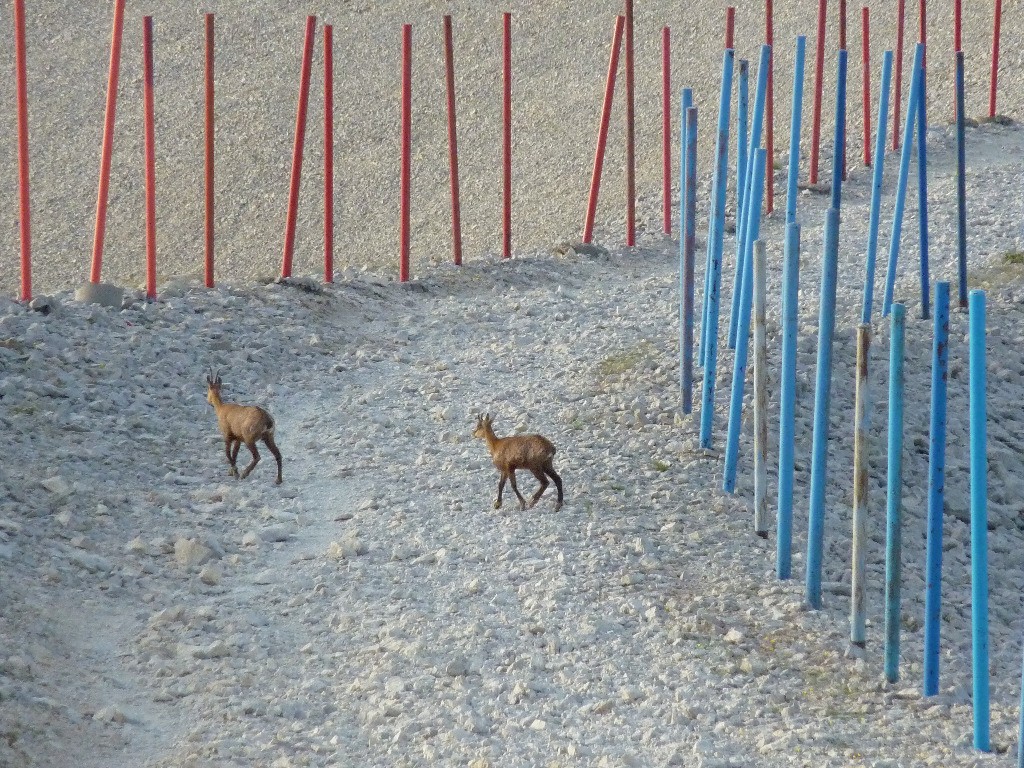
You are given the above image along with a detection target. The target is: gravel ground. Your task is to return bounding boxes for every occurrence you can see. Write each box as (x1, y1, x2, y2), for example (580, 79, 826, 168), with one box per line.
(0, 1, 1020, 294)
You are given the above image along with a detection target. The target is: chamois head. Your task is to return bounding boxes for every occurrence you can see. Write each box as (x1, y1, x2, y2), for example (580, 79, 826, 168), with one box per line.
(472, 413, 493, 439)
(206, 370, 223, 407)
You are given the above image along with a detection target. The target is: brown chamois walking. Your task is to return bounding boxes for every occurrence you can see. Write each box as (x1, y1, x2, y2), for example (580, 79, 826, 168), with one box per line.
(472, 413, 563, 512)
(206, 372, 283, 484)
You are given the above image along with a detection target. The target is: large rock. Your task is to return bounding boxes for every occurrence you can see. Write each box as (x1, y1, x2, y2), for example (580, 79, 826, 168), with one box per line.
(74, 282, 124, 309)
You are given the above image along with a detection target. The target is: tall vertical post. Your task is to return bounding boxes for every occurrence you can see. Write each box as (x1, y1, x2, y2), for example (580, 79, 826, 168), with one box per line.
(399, 23, 412, 282)
(729, 45, 771, 353)
(662, 27, 672, 236)
(805, 206, 841, 610)
(698, 49, 735, 450)
(924, 281, 950, 697)
(882, 43, 925, 318)
(765, 0, 775, 213)
(90, 0, 127, 285)
(956, 51, 968, 309)
(142, 16, 157, 301)
(443, 15, 464, 265)
(281, 16, 317, 280)
(970, 289, 991, 752)
(808, 0, 827, 185)
(861, 50, 893, 324)
(679, 87, 693, 386)
(777, 222, 800, 579)
(861, 7, 871, 167)
(831, 49, 848, 210)
(203, 13, 215, 288)
(725, 7, 735, 51)
(12, 0, 32, 301)
(786, 36, 806, 227)
(893, 0, 906, 151)
(323, 24, 334, 282)
(884, 303, 907, 682)
(851, 323, 871, 648)
(990, 0, 1003, 118)
(582, 15, 624, 244)
(502, 12, 512, 260)
(723, 149, 767, 493)
(624, 0, 636, 246)
(916, 56, 930, 320)
(753, 240, 769, 536)
(682, 105, 698, 414)
(728, 60, 749, 350)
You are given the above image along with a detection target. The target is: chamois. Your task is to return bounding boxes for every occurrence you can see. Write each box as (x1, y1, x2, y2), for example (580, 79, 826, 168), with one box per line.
(472, 413, 563, 512)
(206, 372, 283, 485)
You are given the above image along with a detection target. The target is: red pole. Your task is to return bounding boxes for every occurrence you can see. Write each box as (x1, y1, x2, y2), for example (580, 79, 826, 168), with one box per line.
(893, 0, 905, 150)
(324, 24, 334, 283)
(443, 15, 463, 265)
(281, 16, 316, 280)
(142, 16, 157, 300)
(862, 7, 871, 167)
(90, 0, 126, 284)
(624, 0, 635, 247)
(583, 15, 624, 244)
(12, 0, 31, 301)
(839, 0, 847, 51)
(809, 0, 826, 185)
(766, 0, 775, 213)
(502, 12, 512, 260)
(990, 0, 1002, 118)
(399, 24, 411, 282)
(919, 0, 926, 71)
(725, 6, 735, 50)
(203, 13, 214, 288)
(954, 0, 962, 52)
(661, 27, 671, 235)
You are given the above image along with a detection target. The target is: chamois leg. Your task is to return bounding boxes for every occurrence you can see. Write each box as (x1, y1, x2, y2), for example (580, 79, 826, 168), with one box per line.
(224, 436, 239, 478)
(495, 472, 507, 509)
(528, 469, 549, 508)
(239, 440, 261, 479)
(508, 470, 527, 511)
(264, 433, 283, 485)
(544, 461, 564, 511)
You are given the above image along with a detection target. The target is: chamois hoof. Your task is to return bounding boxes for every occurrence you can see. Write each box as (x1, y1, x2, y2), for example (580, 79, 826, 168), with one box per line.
(228, 468, 239, 478)
(553, 502, 562, 512)
(275, 478, 283, 486)
(493, 500, 502, 510)
(518, 501, 527, 511)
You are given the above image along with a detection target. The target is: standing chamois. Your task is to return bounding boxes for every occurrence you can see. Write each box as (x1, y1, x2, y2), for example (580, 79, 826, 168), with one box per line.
(473, 413, 563, 511)
(206, 372, 283, 484)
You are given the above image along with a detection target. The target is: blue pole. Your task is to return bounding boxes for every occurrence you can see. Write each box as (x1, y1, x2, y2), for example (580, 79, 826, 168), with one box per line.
(805, 206, 841, 610)
(830, 49, 848, 210)
(882, 43, 925, 318)
(679, 88, 693, 411)
(776, 222, 800, 579)
(924, 281, 950, 697)
(682, 104, 698, 415)
(723, 148, 767, 493)
(736, 59, 749, 230)
(970, 289, 990, 751)
(727, 60, 750, 350)
(728, 45, 772, 352)
(884, 303, 906, 682)
(861, 50, 893, 325)
(698, 50, 735, 449)
(956, 53, 969, 309)
(699, 49, 734, 374)
(916, 55, 931, 320)
(786, 36, 806, 227)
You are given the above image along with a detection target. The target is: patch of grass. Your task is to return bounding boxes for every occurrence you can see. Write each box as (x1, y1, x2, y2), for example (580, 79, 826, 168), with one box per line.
(597, 342, 654, 377)
(651, 459, 671, 472)
(1004, 250, 1024, 265)
(969, 254, 1024, 290)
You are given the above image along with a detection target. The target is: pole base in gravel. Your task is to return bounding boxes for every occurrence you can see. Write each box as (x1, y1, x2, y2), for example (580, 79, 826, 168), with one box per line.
(74, 282, 124, 309)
